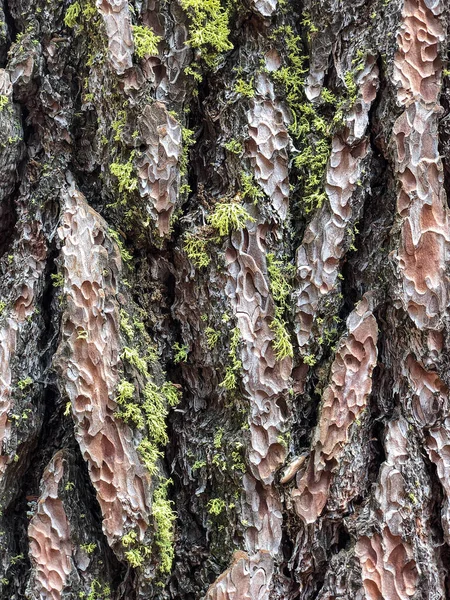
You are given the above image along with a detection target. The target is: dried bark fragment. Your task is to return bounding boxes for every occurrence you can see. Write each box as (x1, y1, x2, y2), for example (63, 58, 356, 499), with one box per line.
(393, 0, 443, 106)
(222, 218, 291, 594)
(28, 451, 73, 600)
(96, 0, 134, 74)
(356, 528, 418, 600)
(246, 74, 290, 222)
(55, 180, 151, 548)
(355, 420, 418, 600)
(292, 294, 378, 523)
(0, 221, 46, 474)
(226, 224, 292, 487)
(137, 102, 182, 235)
(392, 0, 450, 329)
(205, 551, 273, 600)
(251, 0, 277, 18)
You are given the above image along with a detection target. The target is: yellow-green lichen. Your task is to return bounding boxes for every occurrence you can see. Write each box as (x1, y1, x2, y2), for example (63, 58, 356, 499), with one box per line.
(180, 0, 233, 68)
(208, 201, 255, 236)
(132, 25, 162, 59)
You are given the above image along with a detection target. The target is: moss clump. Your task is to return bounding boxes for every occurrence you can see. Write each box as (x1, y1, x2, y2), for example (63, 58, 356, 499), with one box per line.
(180, 0, 233, 67)
(240, 172, 263, 203)
(0, 95, 9, 110)
(120, 309, 134, 339)
(173, 342, 188, 363)
(207, 497, 226, 515)
(152, 479, 177, 573)
(180, 127, 195, 177)
(108, 229, 133, 264)
(220, 327, 242, 390)
(270, 317, 293, 360)
(64, 1, 81, 27)
(183, 235, 210, 268)
(132, 25, 162, 58)
(270, 23, 331, 214)
(17, 377, 33, 390)
(293, 138, 329, 213)
(109, 152, 138, 194)
(266, 253, 294, 360)
(124, 547, 150, 568)
(234, 77, 254, 98)
(51, 272, 65, 287)
(208, 201, 255, 236)
(111, 110, 127, 142)
(223, 139, 243, 155)
(205, 327, 220, 348)
(115, 348, 181, 476)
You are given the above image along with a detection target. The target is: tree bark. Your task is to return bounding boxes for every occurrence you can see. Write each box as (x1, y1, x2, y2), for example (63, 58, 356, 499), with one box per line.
(1, 0, 450, 598)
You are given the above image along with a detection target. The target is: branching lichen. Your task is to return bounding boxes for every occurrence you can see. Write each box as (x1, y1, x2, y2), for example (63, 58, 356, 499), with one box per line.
(180, 0, 233, 68)
(266, 253, 294, 360)
(152, 479, 177, 574)
(208, 201, 255, 236)
(132, 25, 162, 58)
(220, 327, 242, 390)
(109, 152, 138, 194)
(183, 234, 210, 268)
(64, 2, 81, 27)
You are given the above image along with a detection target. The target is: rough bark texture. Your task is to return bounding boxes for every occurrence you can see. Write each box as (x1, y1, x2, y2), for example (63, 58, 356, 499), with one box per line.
(2, 0, 450, 598)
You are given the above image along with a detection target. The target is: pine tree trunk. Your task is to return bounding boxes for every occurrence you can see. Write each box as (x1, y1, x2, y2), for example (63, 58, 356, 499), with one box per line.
(1, 0, 450, 598)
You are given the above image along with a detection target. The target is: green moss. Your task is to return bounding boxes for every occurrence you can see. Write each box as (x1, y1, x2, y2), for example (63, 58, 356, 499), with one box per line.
(192, 460, 207, 470)
(162, 381, 181, 407)
(80, 542, 96, 555)
(240, 172, 263, 203)
(152, 478, 177, 573)
(303, 353, 316, 366)
(205, 327, 220, 348)
(122, 531, 137, 547)
(115, 380, 144, 428)
(344, 71, 357, 103)
(266, 254, 294, 361)
(132, 25, 162, 58)
(121, 347, 149, 375)
(109, 152, 138, 194)
(111, 110, 127, 142)
(173, 342, 188, 363)
(320, 88, 337, 105)
(234, 77, 254, 98)
(270, 23, 332, 215)
(208, 201, 255, 236)
(213, 427, 224, 448)
(115, 373, 180, 476)
(183, 234, 210, 268)
(17, 377, 33, 390)
(51, 273, 65, 287)
(124, 547, 149, 568)
(180, 0, 233, 68)
(137, 439, 162, 474)
(207, 497, 226, 515)
(220, 327, 242, 390)
(64, 2, 81, 27)
(293, 139, 329, 213)
(223, 139, 243, 154)
(108, 229, 133, 264)
(266, 254, 294, 309)
(120, 310, 134, 339)
(0, 95, 8, 110)
(270, 317, 293, 360)
(180, 127, 195, 178)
